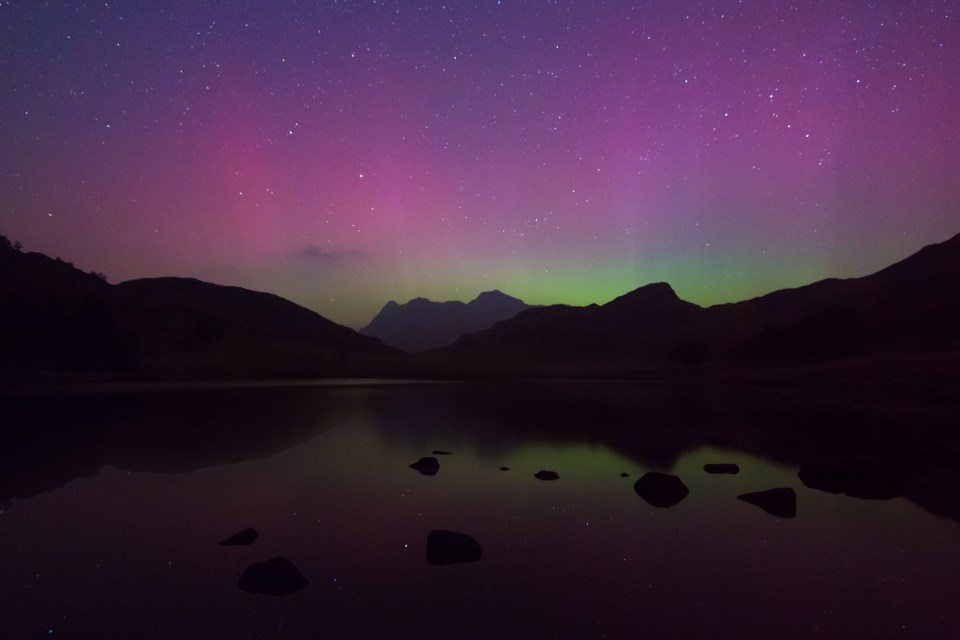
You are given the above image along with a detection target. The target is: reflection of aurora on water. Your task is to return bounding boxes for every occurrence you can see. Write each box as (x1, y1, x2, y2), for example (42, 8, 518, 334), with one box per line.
(2, 381, 959, 639)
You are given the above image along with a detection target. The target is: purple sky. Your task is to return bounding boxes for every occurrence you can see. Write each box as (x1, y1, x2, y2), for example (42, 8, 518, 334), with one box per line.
(2, 1, 958, 328)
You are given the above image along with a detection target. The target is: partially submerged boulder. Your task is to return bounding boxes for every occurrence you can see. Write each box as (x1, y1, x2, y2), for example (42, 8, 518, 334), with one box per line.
(799, 463, 902, 500)
(798, 464, 844, 494)
(409, 456, 440, 476)
(426, 529, 483, 565)
(534, 470, 559, 481)
(738, 487, 796, 518)
(704, 463, 740, 474)
(237, 557, 309, 596)
(218, 527, 259, 546)
(634, 472, 689, 508)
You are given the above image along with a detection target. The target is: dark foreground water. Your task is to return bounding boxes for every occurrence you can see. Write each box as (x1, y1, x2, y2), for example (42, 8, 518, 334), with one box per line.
(2, 380, 959, 639)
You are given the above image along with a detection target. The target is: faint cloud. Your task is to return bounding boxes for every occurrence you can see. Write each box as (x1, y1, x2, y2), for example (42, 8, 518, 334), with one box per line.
(294, 244, 360, 262)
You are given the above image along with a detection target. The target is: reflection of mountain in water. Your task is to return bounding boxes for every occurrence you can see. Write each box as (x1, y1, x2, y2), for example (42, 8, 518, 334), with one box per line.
(3, 382, 958, 524)
(0, 385, 363, 504)
(318, 381, 960, 524)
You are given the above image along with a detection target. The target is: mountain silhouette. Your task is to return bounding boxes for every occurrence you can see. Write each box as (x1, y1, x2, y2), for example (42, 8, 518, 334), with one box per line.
(361, 289, 530, 351)
(431, 282, 703, 372)
(697, 231, 960, 363)
(1, 240, 134, 374)
(0, 237, 396, 381)
(4, 231, 959, 384)
(110, 277, 397, 377)
(430, 232, 960, 377)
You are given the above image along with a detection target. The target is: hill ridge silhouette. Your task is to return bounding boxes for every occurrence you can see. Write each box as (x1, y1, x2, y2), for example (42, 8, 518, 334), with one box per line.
(0, 238, 396, 380)
(430, 232, 960, 376)
(3, 231, 959, 383)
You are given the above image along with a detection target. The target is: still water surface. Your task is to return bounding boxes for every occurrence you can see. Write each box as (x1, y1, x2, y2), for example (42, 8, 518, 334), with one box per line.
(2, 380, 958, 639)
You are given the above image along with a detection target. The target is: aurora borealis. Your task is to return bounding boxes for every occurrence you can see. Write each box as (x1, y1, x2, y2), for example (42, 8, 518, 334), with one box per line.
(2, 1, 958, 328)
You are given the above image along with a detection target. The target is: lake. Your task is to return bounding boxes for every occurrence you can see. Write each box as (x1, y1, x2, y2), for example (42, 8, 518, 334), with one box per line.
(2, 380, 959, 639)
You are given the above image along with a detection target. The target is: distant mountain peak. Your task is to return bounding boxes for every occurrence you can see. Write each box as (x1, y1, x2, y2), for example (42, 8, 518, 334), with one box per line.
(623, 281, 677, 298)
(361, 290, 531, 351)
(603, 281, 697, 314)
(472, 290, 523, 305)
(407, 297, 436, 307)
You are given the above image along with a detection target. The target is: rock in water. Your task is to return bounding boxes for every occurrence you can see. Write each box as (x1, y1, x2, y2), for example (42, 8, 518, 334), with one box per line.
(704, 463, 740, 474)
(738, 487, 797, 518)
(499, 466, 511, 471)
(237, 557, 309, 596)
(842, 467, 902, 500)
(409, 456, 440, 475)
(218, 527, 259, 546)
(798, 463, 901, 500)
(634, 472, 689, 507)
(432, 450, 453, 455)
(426, 530, 483, 565)
(534, 470, 559, 481)
(797, 464, 844, 494)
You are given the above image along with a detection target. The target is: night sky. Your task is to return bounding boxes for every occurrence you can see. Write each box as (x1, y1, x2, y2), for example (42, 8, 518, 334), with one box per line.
(2, 1, 958, 328)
